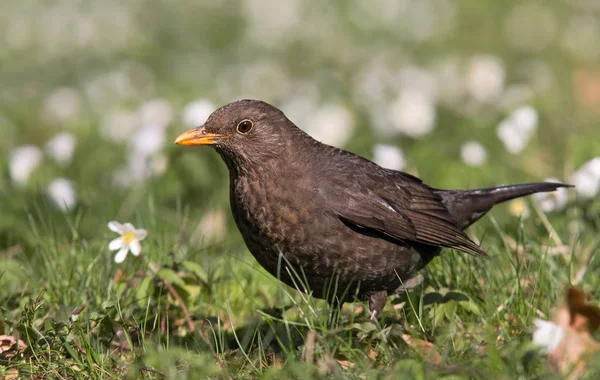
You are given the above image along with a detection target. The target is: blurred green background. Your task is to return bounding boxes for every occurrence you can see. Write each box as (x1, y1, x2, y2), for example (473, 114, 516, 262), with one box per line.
(1, 0, 600, 377)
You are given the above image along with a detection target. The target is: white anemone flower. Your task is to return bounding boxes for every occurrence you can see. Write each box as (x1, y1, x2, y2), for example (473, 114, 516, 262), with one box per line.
(460, 140, 487, 167)
(389, 91, 436, 138)
(571, 157, 600, 199)
(466, 55, 506, 102)
(47, 178, 77, 212)
(373, 144, 406, 171)
(108, 221, 148, 263)
(533, 319, 565, 354)
(45, 132, 76, 167)
(532, 178, 568, 212)
(9, 145, 44, 187)
(182, 99, 215, 128)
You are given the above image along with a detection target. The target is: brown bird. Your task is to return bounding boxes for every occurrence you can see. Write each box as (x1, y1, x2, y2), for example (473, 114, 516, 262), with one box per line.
(175, 99, 570, 319)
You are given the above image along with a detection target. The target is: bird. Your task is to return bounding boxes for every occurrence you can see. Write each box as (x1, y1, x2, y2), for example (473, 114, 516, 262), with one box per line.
(175, 99, 570, 319)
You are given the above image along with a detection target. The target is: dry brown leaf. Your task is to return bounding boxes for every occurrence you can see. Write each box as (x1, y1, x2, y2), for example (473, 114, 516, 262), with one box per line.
(0, 335, 27, 359)
(534, 287, 600, 380)
(337, 359, 356, 370)
(401, 334, 442, 365)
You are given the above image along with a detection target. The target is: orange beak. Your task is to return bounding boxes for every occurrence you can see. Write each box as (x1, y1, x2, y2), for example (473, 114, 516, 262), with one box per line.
(174, 127, 225, 146)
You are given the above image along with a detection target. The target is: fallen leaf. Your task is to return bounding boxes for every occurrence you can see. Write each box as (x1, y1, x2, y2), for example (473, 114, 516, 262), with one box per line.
(401, 334, 442, 365)
(533, 287, 600, 379)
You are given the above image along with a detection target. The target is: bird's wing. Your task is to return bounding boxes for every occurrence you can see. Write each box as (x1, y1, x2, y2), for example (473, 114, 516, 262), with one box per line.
(330, 178, 487, 257)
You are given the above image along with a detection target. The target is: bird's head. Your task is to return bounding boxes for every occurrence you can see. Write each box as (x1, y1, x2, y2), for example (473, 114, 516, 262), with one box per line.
(175, 99, 304, 172)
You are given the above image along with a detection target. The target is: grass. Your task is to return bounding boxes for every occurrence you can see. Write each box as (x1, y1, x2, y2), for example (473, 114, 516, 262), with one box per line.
(1, 185, 599, 378)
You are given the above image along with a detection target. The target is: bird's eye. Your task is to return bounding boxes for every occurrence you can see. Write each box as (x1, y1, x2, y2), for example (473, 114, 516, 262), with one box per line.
(236, 119, 254, 134)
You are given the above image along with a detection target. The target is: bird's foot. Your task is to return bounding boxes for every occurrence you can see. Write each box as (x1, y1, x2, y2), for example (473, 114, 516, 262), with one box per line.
(368, 291, 389, 320)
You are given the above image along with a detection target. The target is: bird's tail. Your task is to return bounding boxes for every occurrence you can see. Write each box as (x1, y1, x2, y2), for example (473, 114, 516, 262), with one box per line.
(436, 182, 572, 229)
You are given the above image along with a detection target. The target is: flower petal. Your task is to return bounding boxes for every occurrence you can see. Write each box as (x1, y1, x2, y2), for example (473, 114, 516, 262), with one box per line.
(135, 229, 148, 240)
(108, 237, 123, 251)
(108, 221, 124, 233)
(114, 247, 129, 263)
(130, 240, 142, 256)
(123, 223, 136, 233)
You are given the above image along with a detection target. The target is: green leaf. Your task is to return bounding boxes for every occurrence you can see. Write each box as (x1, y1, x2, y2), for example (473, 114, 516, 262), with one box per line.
(182, 261, 209, 284)
(157, 268, 186, 288)
(136, 276, 154, 307)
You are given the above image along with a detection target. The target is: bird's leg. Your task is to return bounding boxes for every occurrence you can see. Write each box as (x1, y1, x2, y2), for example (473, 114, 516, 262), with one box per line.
(394, 274, 424, 294)
(368, 291, 389, 320)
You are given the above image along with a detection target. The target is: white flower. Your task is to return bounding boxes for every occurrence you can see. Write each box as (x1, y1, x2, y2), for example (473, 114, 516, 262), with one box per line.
(533, 319, 565, 354)
(243, 0, 301, 47)
(496, 106, 539, 154)
(532, 178, 568, 212)
(139, 98, 173, 129)
(108, 221, 148, 263)
(460, 141, 487, 167)
(389, 91, 436, 138)
(100, 110, 138, 142)
(304, 104, 355, 147)
(182, 99, 216, 128)
(47, 178, 77, 212)
(197, 209, 227, 244)
(466, 55, 505, 102)
(9, 145, 44, 187)
(130, 124, 166, 158)
(373, 144, 406, 171)
(45, 132, 76, 167)
(41, 87, 82, 125)
(571, 157, 600, 199)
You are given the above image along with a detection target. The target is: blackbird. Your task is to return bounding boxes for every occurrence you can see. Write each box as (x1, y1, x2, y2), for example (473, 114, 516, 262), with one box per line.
(175, 99, 570, 319)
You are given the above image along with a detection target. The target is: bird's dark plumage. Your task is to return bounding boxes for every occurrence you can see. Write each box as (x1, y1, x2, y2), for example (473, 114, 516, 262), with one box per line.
(175, 99, 571, 319)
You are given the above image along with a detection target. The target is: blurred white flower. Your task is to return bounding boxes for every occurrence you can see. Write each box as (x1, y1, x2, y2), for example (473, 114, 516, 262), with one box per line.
(460, 141, 487, 167)
(130, 124, 166, 158)
(373, 144, 406, 171)
(304, 104, 355, 147)
(100, 110, 138, 142)
(466, 55, 506, 102)
(243, 0, 301, 47)
(45, 132, 76, 167)
(512, 106, 539, 131)
(41, 87, 83, 125)
(281, 94, 317, 127)
(139, 98, 173, 129)
(182, 99, 215, 128)
(532, 178, 568, 212)
(108, 221, 147, 263)
(47, 178, 77, 212)
(389, 91, 436, 138)
(9, 145, 44, 187)
(197, 209, 227, 244)
(533, 319, 565, 354)
(496, 106, 539, 154)
(395, 66, 438, 101)
(571, 157, 600, 198)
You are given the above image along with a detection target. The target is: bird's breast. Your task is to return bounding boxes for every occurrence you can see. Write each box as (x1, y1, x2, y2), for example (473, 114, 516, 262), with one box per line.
(229, 172, 320, 266)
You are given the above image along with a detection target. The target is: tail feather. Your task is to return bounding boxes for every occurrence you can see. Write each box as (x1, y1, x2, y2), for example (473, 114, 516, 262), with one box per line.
(436, 182, 572, 229)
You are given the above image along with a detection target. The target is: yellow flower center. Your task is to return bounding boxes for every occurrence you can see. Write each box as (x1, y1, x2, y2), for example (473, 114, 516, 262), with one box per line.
(509, 199, 527, 216)
(122, 232, 136, 244)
